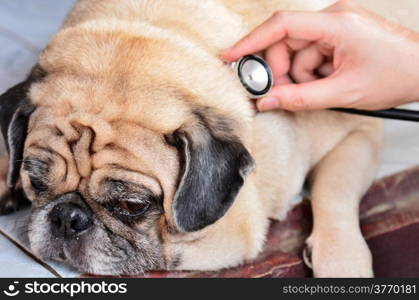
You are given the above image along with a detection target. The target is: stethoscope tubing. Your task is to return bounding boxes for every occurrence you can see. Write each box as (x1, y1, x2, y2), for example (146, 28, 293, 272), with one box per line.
(330, 108, 419, 122)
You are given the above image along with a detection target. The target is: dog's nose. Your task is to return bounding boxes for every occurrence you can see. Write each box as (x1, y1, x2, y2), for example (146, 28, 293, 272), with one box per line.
(49, 201, 93, 238)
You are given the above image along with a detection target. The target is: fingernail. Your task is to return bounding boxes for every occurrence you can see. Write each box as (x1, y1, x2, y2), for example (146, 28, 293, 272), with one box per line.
(257, 97, 279, 111)
(219, 47, 234, 61)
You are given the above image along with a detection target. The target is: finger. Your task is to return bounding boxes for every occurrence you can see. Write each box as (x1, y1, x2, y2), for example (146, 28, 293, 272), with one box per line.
(265, 42, 291, 82)
(291, 44, 325, 83)
(316, 62, 334, 77)
(275, 75, 293, 85)
(220, 11, 338, 62)
(285, 38, 311, 51)
(257, 77, 346, 111)
(324, 0, 359, 13)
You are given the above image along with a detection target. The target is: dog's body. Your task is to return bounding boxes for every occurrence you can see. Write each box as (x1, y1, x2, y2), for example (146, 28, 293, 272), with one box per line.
(0, 0, 382, 277)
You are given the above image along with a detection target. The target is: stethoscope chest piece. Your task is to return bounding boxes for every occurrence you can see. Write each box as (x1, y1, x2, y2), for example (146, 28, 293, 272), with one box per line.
(232, 55, 273, 98)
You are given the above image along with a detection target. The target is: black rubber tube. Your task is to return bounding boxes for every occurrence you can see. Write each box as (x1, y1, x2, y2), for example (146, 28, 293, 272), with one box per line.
(330, 108, 419, 122)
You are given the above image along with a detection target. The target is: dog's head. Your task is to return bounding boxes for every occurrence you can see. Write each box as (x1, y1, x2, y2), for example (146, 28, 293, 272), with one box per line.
(0, 24, 256, 274)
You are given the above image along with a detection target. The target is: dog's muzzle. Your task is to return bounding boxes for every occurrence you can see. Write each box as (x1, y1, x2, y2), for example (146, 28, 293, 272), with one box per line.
(48, 193, 93, 239)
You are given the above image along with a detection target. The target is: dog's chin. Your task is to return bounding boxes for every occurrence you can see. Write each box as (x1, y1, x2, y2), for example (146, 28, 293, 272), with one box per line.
(29, 223, 114, 275)
(28, 208, 164, 275)
(32, 230, 94, 272)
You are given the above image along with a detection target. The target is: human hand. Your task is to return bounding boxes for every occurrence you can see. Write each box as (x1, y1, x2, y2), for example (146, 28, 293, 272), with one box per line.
(221, 0, 419, 112)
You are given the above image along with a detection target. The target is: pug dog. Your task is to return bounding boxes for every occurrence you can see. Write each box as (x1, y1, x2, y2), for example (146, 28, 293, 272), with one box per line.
(0, 0, 382, 277)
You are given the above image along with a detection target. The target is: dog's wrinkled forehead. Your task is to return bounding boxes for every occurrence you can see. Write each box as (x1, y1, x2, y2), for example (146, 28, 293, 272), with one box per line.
(29, 76, 193, 134)
(23, 104, 181, 203)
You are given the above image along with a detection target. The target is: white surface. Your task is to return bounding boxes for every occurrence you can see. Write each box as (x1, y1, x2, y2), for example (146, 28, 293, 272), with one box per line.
(0, 0, 418, 277)
(0, 234, 55, 277)
(0, 0, 76, 93)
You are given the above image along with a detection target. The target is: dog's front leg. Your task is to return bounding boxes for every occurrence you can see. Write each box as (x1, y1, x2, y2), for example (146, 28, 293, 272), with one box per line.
(305, 124, 382, 277)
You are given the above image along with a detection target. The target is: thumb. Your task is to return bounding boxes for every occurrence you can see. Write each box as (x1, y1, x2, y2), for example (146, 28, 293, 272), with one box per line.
(257, 78, 347, 112)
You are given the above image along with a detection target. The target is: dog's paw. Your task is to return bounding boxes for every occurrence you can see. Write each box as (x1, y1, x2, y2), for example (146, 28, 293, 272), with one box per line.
(303, 232, 373, 278)
(0, 187, 29, 215)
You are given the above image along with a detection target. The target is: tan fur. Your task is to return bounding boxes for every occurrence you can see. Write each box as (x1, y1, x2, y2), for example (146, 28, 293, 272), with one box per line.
(0, 155, 8, 196)
(1, 0, 385, 276)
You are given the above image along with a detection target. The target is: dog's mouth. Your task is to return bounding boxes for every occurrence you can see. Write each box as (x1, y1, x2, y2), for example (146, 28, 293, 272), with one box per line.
(27, 190, 165, 275)
(29, 211, 164, 275)
(49, 232, 91, 263)
(28, 205, 99, 272)
(34, 226, 93, 266)
(28, 195, 96, 267)
(31, 225, 114, 274)
(55, 249, 67, 262)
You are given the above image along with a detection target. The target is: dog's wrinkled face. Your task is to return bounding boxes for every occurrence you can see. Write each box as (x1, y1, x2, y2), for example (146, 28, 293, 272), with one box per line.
(24, 119, 175, 274)
(0, 26, 254, 274)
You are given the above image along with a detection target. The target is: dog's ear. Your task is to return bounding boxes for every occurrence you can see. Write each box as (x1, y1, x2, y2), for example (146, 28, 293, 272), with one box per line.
(166, 112, 254, 232)
(0, 68, 43, 189)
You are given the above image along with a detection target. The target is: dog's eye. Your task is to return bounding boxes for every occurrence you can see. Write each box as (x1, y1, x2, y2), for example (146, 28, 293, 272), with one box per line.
(29, 176, 48, 192)
(117, 199, 150, 218)
(23, 159, 49, 192)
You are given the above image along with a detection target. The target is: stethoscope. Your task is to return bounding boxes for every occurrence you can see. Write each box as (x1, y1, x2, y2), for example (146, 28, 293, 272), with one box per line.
(232, 55, 419, 122)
